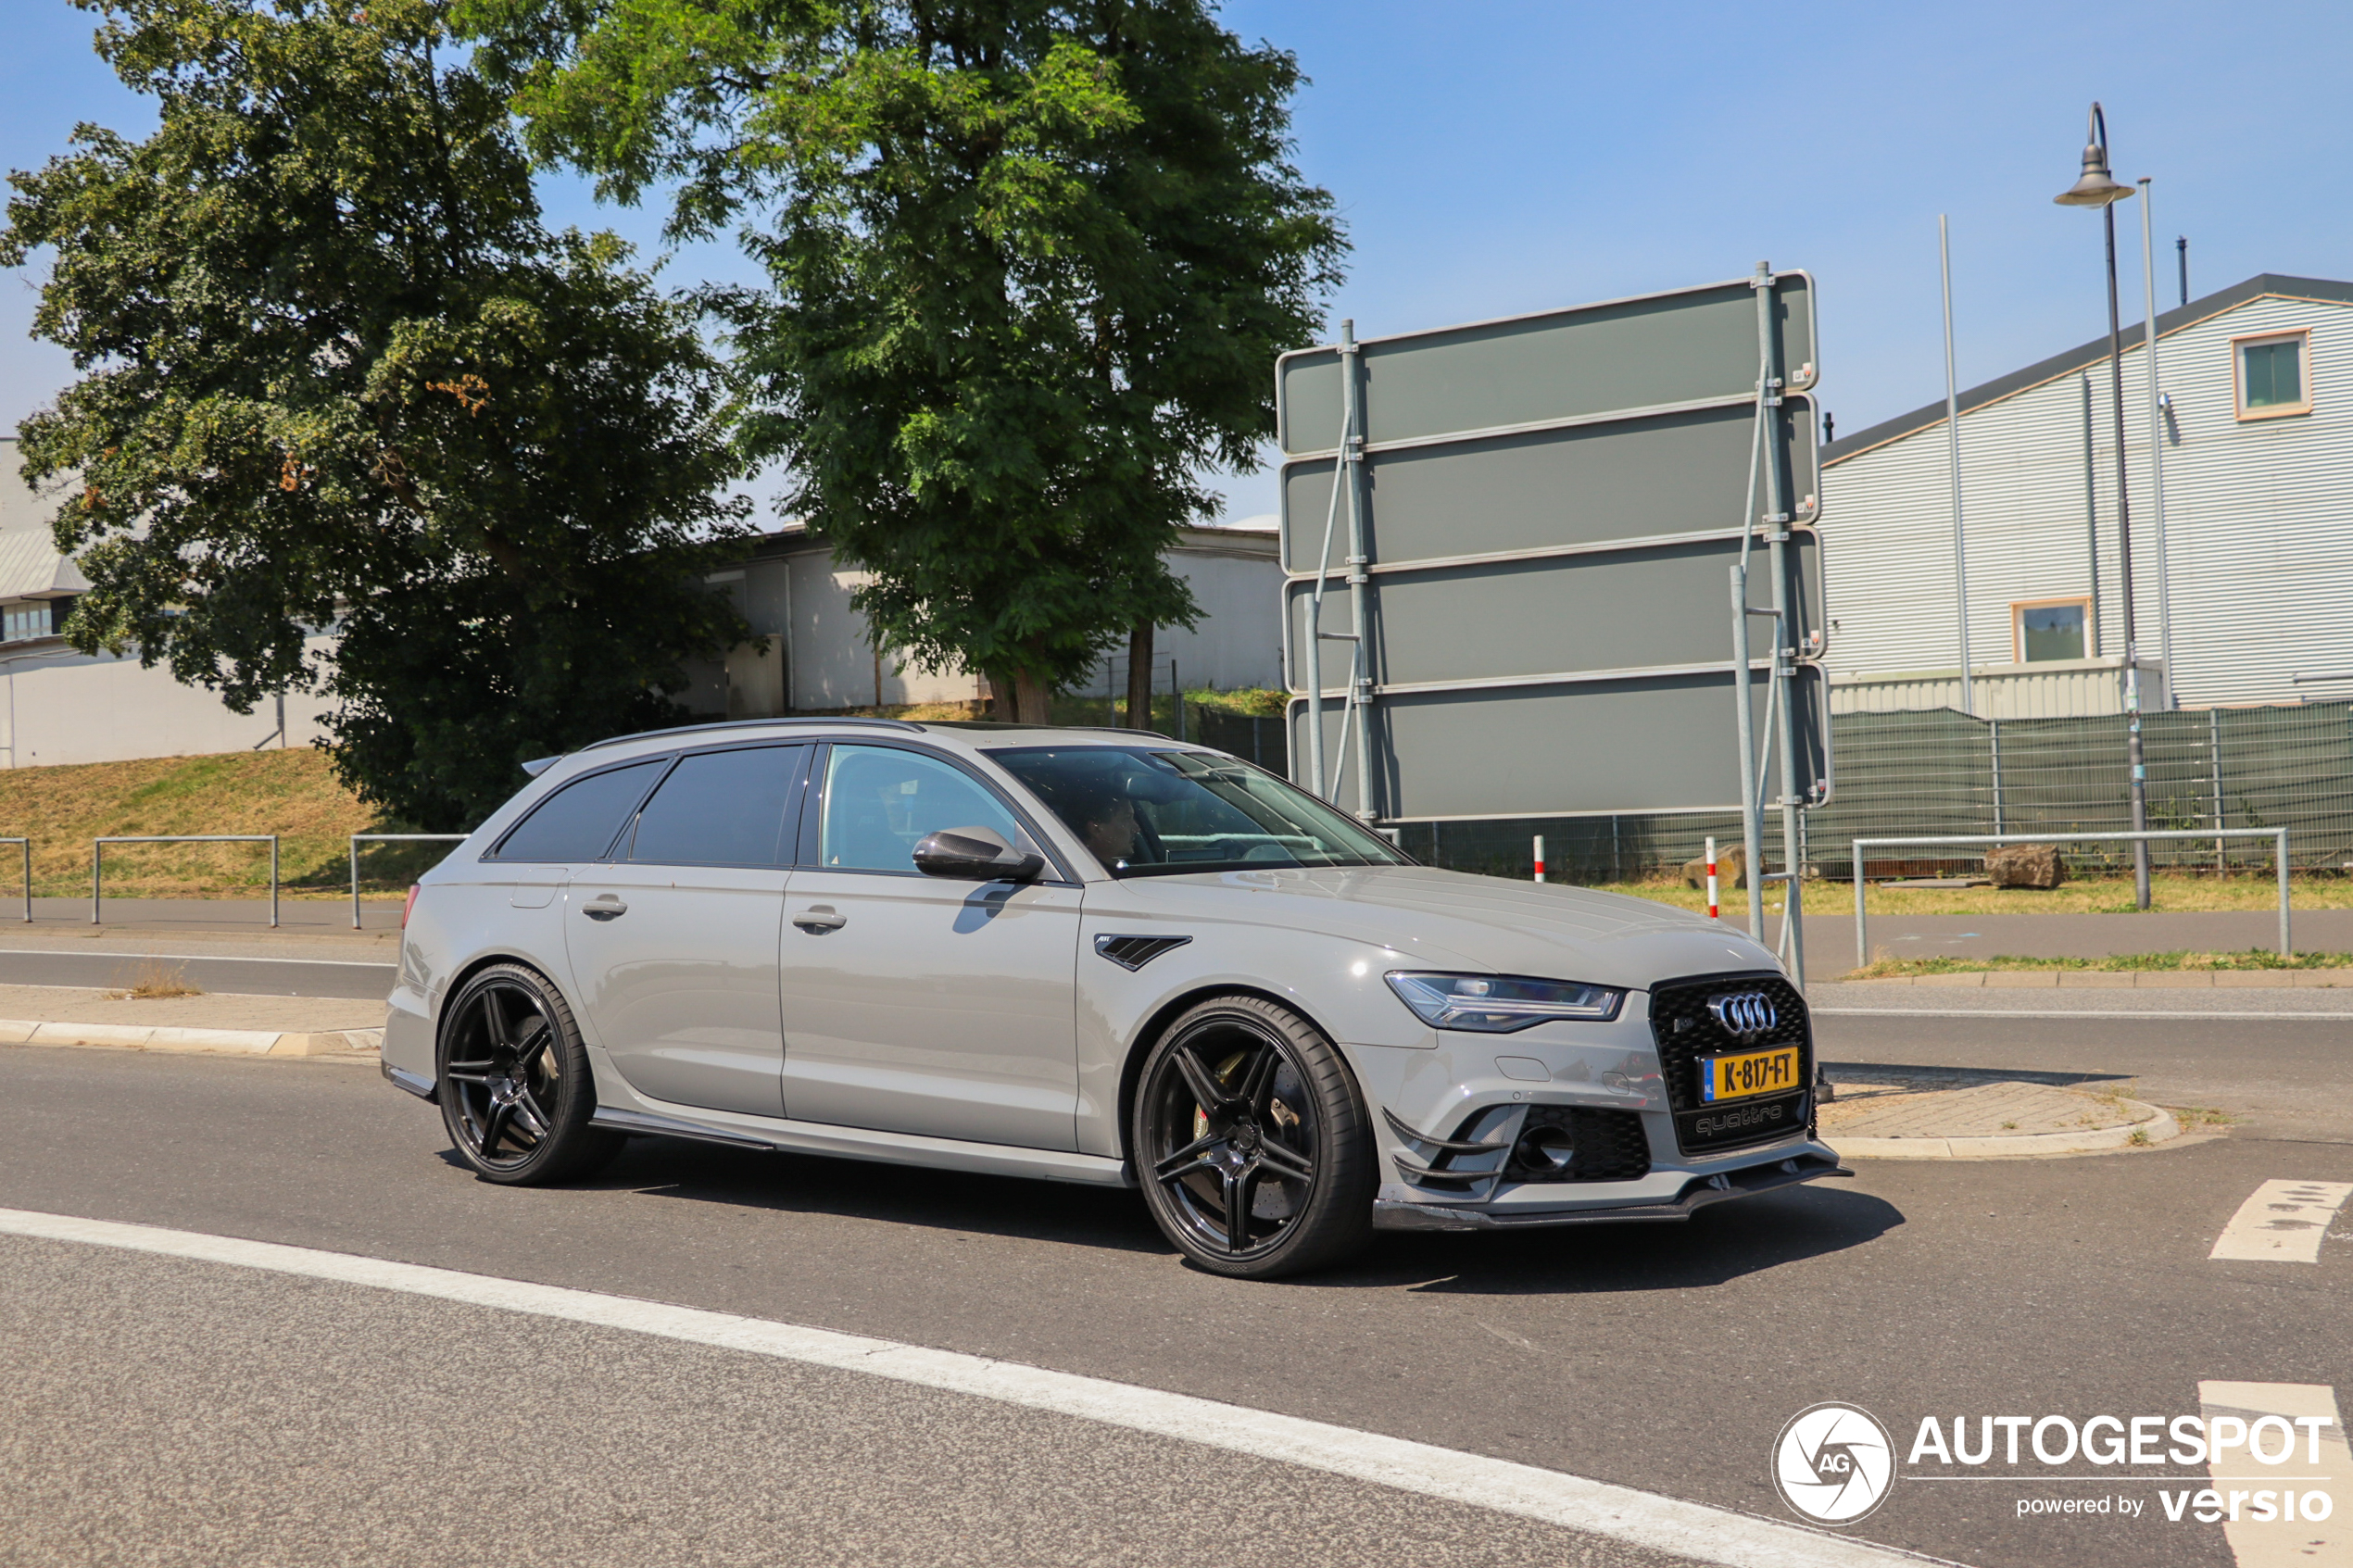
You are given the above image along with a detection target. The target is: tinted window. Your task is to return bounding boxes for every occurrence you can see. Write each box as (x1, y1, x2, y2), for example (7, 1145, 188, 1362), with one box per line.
(628, 746, 801, 867)
(819, 746, 1023, 872)
(993, 746, 1412, 877)
(495, 759, 664, 863)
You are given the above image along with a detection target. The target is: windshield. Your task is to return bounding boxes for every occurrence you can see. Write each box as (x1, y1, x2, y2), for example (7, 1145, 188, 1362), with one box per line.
(990, 746, 1414, 878)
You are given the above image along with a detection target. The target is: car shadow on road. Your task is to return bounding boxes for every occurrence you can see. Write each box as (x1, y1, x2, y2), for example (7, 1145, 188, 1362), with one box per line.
(558, 1135, 1904, 1290)
(1309, 1184, 1906, 1296)
(567, 1135, 1176, 1257)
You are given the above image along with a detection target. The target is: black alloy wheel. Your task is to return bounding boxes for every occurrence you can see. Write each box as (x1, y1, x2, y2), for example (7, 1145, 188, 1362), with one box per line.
(1135, 996, 1375, 1279)
(437, 963, 619, 1185)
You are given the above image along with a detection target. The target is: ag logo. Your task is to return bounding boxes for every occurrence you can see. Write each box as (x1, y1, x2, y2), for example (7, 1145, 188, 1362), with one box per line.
(1772, 1402, 1895, 1524)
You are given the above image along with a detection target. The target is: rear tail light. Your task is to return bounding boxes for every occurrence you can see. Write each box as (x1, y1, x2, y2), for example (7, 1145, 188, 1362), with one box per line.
(401, 884, 422, 928)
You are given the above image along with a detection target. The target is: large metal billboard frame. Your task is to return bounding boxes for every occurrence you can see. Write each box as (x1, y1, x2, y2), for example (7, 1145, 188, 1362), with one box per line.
(1272, 265, 1831, 978)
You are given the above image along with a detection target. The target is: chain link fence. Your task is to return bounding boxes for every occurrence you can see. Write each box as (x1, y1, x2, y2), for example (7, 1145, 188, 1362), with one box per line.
(1193, 703, 2353, 884)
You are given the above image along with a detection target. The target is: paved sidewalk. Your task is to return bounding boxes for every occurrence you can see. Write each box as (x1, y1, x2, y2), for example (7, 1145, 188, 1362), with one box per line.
(1818, 1065, 2177, 1158)
(1821, 1077, 2138, 1138)
(1843, 967, 2353, 988)
(0, 984, 383, 1059)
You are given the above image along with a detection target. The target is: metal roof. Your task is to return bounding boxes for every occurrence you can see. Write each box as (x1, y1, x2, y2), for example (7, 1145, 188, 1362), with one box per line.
(0, 525, 88, 601)
(1821, 273, 2353, 467)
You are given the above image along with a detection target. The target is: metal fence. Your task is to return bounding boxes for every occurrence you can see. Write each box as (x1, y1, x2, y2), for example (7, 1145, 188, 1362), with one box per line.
(1214, 701, 2353, 884)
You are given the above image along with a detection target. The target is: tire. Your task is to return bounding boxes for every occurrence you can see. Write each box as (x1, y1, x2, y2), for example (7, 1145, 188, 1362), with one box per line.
(1132, 995, 1376, 1280)
(436, 963, 621, 1185)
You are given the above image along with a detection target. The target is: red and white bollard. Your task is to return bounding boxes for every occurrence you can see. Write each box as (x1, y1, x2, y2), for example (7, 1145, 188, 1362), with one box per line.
(1705, 835, 1720, 920)
(1532, 834, 1546, 884)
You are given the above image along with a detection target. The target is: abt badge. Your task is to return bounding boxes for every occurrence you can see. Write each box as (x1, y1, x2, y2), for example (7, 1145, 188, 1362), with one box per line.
(1773, 1402, 1897, 1524)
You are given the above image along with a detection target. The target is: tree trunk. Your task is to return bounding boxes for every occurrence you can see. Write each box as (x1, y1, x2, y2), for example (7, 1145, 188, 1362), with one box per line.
(1012, 667, 1053, 725)
(1126, 620, 1155, 730)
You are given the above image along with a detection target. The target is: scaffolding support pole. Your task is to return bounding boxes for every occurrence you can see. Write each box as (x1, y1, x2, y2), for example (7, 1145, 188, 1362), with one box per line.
(1754, 263, 1806, 989)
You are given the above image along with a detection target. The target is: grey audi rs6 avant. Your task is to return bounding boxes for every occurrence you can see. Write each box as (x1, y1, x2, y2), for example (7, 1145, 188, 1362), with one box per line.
(381, 718, 1846, 1279)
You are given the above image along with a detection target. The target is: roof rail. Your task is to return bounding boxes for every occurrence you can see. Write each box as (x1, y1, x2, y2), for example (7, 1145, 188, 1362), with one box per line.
(574, 715, 926, 756)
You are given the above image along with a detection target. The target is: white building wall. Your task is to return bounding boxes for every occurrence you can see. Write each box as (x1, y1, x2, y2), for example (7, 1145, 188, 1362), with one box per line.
(2, 638, 336, 767)
(1823, 290, 2353, 710)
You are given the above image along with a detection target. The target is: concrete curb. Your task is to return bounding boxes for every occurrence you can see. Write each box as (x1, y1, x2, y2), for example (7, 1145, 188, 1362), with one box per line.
(1840, 969, 2353, 988)
(0, 1019, 382, 1059)
(1831, 1098, 2181, 1160)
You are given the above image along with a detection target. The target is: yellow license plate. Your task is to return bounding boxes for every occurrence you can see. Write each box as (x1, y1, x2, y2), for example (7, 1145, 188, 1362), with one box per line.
(1698, 1046, 1799, 1103)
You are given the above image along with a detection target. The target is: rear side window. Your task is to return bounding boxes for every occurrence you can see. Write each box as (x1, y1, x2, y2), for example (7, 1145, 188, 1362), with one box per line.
(628, 746, 802, 867)
(493, 759, 664, 863)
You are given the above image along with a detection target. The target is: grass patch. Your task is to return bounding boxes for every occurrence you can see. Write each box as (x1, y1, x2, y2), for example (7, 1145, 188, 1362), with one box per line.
(1586, 872, 2353, 916)
(0, 748, 442, 899)
(108, 960, 205, 1000)
(1840, 949, 2353, 979)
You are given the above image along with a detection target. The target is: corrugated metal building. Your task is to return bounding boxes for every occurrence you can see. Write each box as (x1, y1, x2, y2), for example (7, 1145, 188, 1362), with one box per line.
(1820, 273, 2353, 716)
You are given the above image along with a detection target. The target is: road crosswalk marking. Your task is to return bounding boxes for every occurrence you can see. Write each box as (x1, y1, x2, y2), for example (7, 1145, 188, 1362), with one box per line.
(2210, 1181, 2353, 1263)
(2199, 1382, 2348, 1568)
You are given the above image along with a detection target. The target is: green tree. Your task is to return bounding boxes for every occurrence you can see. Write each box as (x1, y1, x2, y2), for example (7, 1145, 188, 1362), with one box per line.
(2, 0, 755, 827)
(466, 0, 1344, 721)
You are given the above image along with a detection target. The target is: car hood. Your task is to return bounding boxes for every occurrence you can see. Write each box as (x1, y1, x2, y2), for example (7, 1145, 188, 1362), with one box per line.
(1105, 864, 1782, 992)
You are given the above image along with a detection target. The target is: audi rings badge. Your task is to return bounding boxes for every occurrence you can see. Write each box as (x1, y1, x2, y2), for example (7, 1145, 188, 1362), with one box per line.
(1706, 991, 1780, 1042)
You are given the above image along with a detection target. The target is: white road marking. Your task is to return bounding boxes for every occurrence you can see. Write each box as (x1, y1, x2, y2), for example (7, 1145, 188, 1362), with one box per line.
(0, 1206, 1934, 1568)
(2210, 1181, 2353, 1263)
(1814, 1008, 2353, 1021)
(2197, 1382, 2348, 1568)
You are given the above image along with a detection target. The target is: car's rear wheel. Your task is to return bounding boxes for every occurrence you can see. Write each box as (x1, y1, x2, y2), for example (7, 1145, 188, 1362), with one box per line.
(437, 963, 620, 1185)
(1134, 995, 1375, 1279)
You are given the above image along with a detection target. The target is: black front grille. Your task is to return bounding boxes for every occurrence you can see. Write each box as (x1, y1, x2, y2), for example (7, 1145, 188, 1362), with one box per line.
(1648, 972, 1812, 1156)
(1507, 1106, 1651, 1183)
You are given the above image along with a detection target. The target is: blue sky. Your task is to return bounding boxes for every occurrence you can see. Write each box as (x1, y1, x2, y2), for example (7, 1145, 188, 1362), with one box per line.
(6, 0, 2349, 523)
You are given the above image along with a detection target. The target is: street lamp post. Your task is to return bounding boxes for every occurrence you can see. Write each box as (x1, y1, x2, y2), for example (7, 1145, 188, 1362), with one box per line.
(2055, 101, 2151, 911)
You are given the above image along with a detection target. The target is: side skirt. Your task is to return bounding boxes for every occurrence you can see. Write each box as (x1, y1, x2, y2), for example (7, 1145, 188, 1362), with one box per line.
(588, 1098, 1136, 1189)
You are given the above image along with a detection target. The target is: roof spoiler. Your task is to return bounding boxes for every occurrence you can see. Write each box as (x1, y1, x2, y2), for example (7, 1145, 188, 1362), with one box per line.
(520, 755, 562, 778)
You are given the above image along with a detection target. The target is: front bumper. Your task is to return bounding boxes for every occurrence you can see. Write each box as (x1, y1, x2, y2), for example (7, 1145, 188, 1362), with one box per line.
(1370, 1148, 1851, 1231)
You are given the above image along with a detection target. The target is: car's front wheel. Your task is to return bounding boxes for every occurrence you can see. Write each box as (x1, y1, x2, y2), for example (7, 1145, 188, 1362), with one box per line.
(1134, 995, 1376, 1280)
(437, 963, 620, 1185)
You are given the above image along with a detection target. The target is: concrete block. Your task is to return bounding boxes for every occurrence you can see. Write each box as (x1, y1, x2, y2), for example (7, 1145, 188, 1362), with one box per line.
(1680, 845, 1747, 891)
(1983, 843, 2065, 889)
(2056, 971, 2136, 987)
(0, 1019, 41, 1043)
(1913, 972, 1986, 987)
(2208, 971, 2294, 988)
(2135, 972, 2214, 988)
(1983, 971, 2059, 988)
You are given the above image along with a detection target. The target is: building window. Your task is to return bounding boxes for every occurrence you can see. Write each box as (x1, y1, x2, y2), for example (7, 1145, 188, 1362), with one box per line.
(2234, 331, 2310, 420)
(1, 601, 57, 644)
(2013, 598, 2090, 663)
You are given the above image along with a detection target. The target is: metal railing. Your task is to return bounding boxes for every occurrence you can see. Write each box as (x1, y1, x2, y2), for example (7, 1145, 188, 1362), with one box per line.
(0, 838, 25, 922)
(94, 835, 278, 927)
(1852, 828, 2293, 964)
(349, 834, 469, 926)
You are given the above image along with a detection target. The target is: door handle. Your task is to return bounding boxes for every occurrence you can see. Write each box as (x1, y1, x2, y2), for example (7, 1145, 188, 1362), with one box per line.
(792, 906, 847, 934)
(583, 895, 627, 922)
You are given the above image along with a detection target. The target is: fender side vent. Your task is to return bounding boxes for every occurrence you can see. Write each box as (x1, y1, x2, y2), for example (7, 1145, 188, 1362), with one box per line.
(1094, 934, 1191, 971)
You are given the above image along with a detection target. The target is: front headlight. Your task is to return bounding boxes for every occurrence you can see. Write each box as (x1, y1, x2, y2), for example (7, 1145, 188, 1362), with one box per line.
(1384, 972, 1625, 1032)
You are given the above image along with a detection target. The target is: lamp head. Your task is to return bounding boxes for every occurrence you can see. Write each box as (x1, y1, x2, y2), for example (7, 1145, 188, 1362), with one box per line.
(2055, 102, 2134, 207)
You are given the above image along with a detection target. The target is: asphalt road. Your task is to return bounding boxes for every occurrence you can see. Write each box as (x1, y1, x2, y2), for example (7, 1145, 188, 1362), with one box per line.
(0, 948, 395, 999)
(3, 1010, 2349, 1568)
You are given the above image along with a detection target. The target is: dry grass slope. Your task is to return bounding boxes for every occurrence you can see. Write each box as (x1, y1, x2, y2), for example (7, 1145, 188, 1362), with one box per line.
(0, 749, 431, 898)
